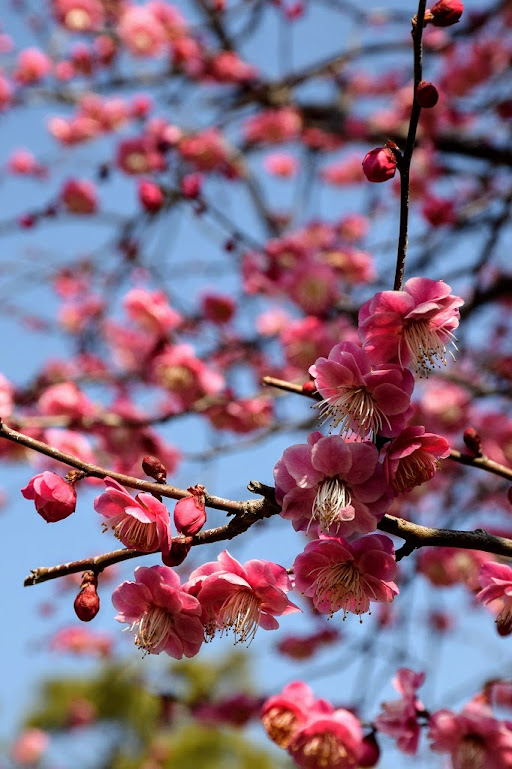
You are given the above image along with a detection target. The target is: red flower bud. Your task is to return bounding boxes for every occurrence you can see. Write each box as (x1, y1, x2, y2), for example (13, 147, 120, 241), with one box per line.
(162, 539, 192, 566)
(429, 0, 464, 27)
(174, 485, 206, 536)
(463, 427, 482, 457)
(416, 80, 439, 108)
(359, 732, 381, 768)
(181, 173, 202, 198)
(21, 472, 77, 523)
(142, 455, 167, 484)
(74, 572, 100, 622)
(302, 381, 317, 395)
(362, 147, 397, 183)
(137, 180, 164, 213)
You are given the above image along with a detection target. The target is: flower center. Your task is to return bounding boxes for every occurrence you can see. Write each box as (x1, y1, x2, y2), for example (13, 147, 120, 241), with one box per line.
(317, 386, 390, 438)
(393, 449, 440, 493)
(261, 707, 299, 748)
(298, 732, 352, 768)
(106, 514, 159, 552)
(217, 590, 262, 645)
(311, 561, 373, 618)
(402, 319, 457, 377)
(454, 734, 487, 769)
(134, 605, 173, 654)
(312, 478, 352, 532)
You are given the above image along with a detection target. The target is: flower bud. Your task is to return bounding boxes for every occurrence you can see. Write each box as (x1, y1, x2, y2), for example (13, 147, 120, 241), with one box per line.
(359, 732, 381, 767)
(416, 80, 439, 108)
(463, 427, 482, 457)
(138, 179, 164, 213)
(142, 455, 167, 484)
(362, 147, 397, 183)
(181, 173, 202, 198)
(174, 485, 206, 536)
(21, 471, 77, 523)
(161, 539, 192, 566)
(302, 380, 317, 396)
(74, 572, 100, 622)
(429, 0, 464, 27)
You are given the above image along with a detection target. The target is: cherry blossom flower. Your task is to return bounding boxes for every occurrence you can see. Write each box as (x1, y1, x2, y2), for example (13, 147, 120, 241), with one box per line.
(274, 432, 392, 536)
(152, 343, 224, 408)
(310, 342, 414, 438)
(288, 708, 363, 769)
(418, 548, 493, 591)
(21, 472, 77, 523)
(53, 0, 105, 32)
(263, 153, 298, 177)
(60, 179, 98, 214)
(187, 550, 300, 645)
(293, 534, 399, 618)
(375, 668, 426, 754)
(15, 48, 52, 84)
(0, 373, 14, 419)
(477, 561, 512, 636)
(383, 426, 450, 494)
(94, 477, 172, 556)
(358, 277, 464, 376)
(50, 626, 113, 657)
(261, 681, 334, 749)
(112, 565, 204, 657)
(11, 729, 49, 764)
(428, 701, 512, 769)
(118, 5, 167, 57)
(38, 382, 96, 419)
(123, 288, 182, 335)
(243, 107, 302, 144)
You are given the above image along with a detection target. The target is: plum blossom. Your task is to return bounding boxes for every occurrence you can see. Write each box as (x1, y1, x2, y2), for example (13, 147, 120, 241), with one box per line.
(174, 485, 206, 536)
(123, 288, 182, 335)
(274, 432, 392, 536)
(112, 565, 204, 657)
(375, 668, 426, 754)
(187, 550, 300, 645)
(261, 681, 334, 749)
(293, 534, 399, 618)
(288, 708, 363, 769)
(477, 562, 512, 636)
(11, 729, 49, 765)
(428, 701, 512, 769)
(310, 342, 414, 438)
(94, 477, 172, 556)
(21, 472, 77, 522)
(358, 277, 463, 376)
(383, 426, 450, 494)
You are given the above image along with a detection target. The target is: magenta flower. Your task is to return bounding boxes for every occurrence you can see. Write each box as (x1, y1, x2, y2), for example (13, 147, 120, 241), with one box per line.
(288, 708, 363, 769)
(428, 701, 512, 769)
(477, 561, 512, 636)
(310, 342, 414, 438)
(174, 485, 206, 536)
(294, 534, 398, 618)
(383, 426, 450, 494)
(375, 668, 426, 754)
(94, 477, 172, 556)
(274, 432, 393, 536)
(112, 565, 204, 658)
(358, 277, 464, 376)
(187, 550, 300, 645)
(21, 471, 77, 523)
(261, 681, 334, 749)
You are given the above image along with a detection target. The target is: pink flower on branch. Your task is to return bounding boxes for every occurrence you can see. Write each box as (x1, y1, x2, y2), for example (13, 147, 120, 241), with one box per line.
(94, 477, 172, 556)
(310, 342, 414, 439)
(21, 471, 77, 523)
(288, 708, 363, 769)
(274, 432, 393, 536)
(477, 561, 512, 636)
(187, 550, 300, 645)
(358, 277, 463, 376)
(293, 534, 399, 618)
(383, 426, 450, 494)
(112, 565, 204, 658)
(375, 668, 426, 754)
(261, 681, 334, 749)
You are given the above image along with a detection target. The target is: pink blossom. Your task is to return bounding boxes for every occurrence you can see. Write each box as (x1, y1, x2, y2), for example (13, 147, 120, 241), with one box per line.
(21, 471, 77, 522)
(287, 260, 340, 316)
(310, 342, 414, 439)
(321, 155, 364, 186)
(263, 153, 298, 177)
(137, 179, 164, 213)
(358, 277, 464, 376)
(112, 565, 204, 657)
(11, 729, 49, 765)
(0, 373, 14, 419)
(205, 396, 274, 434)
(124, 288, 182, 335)
(187, 550, 300, 645)
(362, 146, 397, 183)
(274, 432, 392, 536)
(15, 48, 52, 84)
(194, 692, 264, 727)
(152, 343, 224, 407)
(201, 292, 236, 324)
(383, 426, 450, 494)
(116, 136, 165, 175)
(50, 626, 112, 657)
(288, 708, 363, 769)
(174, 485, 206, 536)
(178, 129, 233, 173)
(477, 562, 512, 636)
(53, 0, 105, 31)
(7, 148, 41, 176)
(418, 547, 493, 591)
(207, 51, 258, 84)
(243, 107, 302, 144)
(428, 701, 512, 769)
(294, 534, 398, 617)
(118, 5, 167, 57)
(38, 382, 96, 419)
(61, 179, 98, 214)
(261, 681, 334, 748)
(375, 668, 426, 754)
(94, 477, 172, 556)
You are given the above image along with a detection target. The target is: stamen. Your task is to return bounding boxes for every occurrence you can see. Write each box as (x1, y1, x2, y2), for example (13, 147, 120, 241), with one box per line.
(262, 707, 298, 748)
(109, 514, 158, 551)
(134, 605, 173, 653)
(316, 387, 391, 438)
(311, 478, 352, 532)
(217, 590, 261, 645)
(301, 732, 349, 765)
(402, 319, 458, 377)
(393, 451, 439, 493)
(310, 561, 373, 617)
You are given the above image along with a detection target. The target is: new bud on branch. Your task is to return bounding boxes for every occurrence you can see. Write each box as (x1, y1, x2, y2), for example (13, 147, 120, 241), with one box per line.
(174, 485, 207, 536)
(74, 571, 100, 622)
(362, 146, 398, 183)
(21, 471, 77, 523)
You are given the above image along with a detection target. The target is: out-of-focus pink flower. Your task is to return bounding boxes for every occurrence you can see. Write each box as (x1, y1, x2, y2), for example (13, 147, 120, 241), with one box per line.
(152, 343, 224, 407)
(61, 178, 98, 214)
(0, 75, 13, 110)
(187, 550, 300, 645)
(53, 0, 105, 31)
(15, 48, 52, 84)
(261, 681, 334, 749)
(358, 277, 464, 376)
(0, 373, 14, 419)
(243, 107, 302, 144)
(201, 292, 236, 324)
(418, 547, 492, 591)
(310, 342, 414, 438)
(124, 288, 182, 335)
(38, 382, 96, 419)
(362, 146, 397, 182)
(383, 426, 450, 494)
(94, 477, 172, 556)
(21, 471, 77, 523)
(294, 534, 398, 617)
(422, 194, 456, 227)
(178, 129, 235, 174)
(137, 179, 164, 213)
(205, 396, 274, 434)
(428, 0, 464, 27)
(118, 5, 167, 57)
(194, 692, 264, 727)
(174, 485, 206, 536)
(116, 136, 165, 175)
(112, 565, 204, 657)
(428, 701, 512, 769)
(287, 260, 340, 316)
(321, 155, 364, 186)
(50, 626, 113, 656)
(274, 431, 393, 536)
(263, 153, 298, 177)
(7, 148, 42, 176)
(477, 562, 512, 636)
(11, 728, 49, 764)
(375, 668, 426, 754)
(288, 708, 363, 769)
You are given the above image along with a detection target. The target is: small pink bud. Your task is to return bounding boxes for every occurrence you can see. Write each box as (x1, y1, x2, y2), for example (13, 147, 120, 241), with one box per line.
(463, 427, 482, 457)
(174, 485, 206, 536)
(142, 455, 167, 483)
(74, 572, 100, 622)
(429, 0, 464, 26)
(162, 539, 192, 566)
(359, 732, 381, 767)
(21, 471, 77, 522)
(181, 173, 202, 198)
(416, 80, 439, 108)
(137, 179, 164, 213)
(362, 147, 397, 183)
(302, 380, 317, 395)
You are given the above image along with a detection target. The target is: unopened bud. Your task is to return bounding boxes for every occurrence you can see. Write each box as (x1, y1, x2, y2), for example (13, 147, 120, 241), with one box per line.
(302, 380, 317, 396)
(174, 485, 206, 536)
(142, 455, 167, 484)
(362, 146, 397, 183)
(162, 539, 192, 566)
(74, 571, 100, 622)
(428, 0, 464, 27)
(138, 180, 164, 213)
(416, 80, 439, 108)
(359, 732, 381, 767)
(463, 427, 482, 457)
